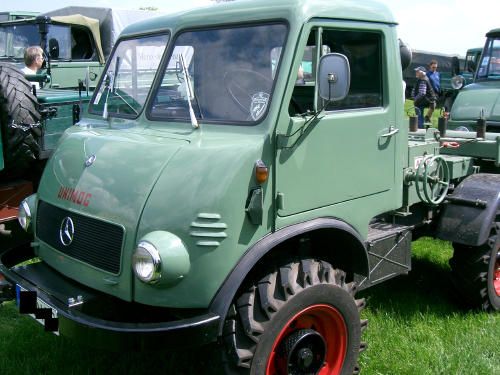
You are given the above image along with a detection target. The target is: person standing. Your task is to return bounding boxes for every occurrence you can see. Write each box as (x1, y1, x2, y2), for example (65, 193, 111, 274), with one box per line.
(411, 66, 429, 129)
(22, 46, 44, 90)
(425, 59, 440, 123)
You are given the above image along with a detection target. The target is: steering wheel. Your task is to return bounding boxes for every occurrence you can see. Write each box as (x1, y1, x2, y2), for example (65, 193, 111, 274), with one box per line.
(223, 68, 272, 116)
(415, 155, 450, 205)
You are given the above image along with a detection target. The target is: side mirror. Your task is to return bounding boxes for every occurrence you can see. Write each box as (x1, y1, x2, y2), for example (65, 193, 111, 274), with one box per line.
(48, 38, 59, 59)
(399, 39, 412, 71)
(318, 53, 350, 101)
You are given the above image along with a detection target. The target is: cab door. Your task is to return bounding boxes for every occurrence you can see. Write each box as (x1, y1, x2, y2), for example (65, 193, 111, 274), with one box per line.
(275, 22, 402, 219)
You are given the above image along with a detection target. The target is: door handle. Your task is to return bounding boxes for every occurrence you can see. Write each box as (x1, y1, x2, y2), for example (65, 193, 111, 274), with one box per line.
(381, 126, 399, 137)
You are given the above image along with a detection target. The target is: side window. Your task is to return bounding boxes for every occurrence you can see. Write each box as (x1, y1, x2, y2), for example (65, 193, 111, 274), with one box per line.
(71, 27, 94, 60)
(289, 28, 383, 116)
(47, 25, 71, 60)
(288, 31, 324, 116)
(323, 29, 383, 110)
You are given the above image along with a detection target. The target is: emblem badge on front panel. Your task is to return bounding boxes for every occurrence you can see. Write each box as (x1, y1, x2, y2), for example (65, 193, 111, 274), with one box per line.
(85, 154, 96, 167)
(59, 217, 75, 246)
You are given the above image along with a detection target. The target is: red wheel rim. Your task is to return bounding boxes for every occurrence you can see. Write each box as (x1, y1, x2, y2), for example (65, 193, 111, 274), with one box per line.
(266, 304, 347, 375)
(494, 251, 500, 297)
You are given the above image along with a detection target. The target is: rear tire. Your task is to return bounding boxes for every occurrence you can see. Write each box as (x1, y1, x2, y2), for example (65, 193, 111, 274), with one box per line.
(221, 259, 367, 375)
(450, 222, 500, 312)
(0, 62, 41, 179)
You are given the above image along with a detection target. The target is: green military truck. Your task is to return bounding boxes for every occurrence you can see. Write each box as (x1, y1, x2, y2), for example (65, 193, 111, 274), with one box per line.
(0, 11, 39, 22)
(403, 49, 461, 110)
(1, 1, 499, 374)
(0, 7, 164, 227)
(461, 47, 483, 85)
(402, 48, 486, 112)
(449, 28, 500, 132)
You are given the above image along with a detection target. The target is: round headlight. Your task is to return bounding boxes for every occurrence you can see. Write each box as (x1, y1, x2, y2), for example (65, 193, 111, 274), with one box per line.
(132, 241, 162, 284)
(451, 75, 465, 90)
(17, 200, 32, 232)
(456, 126, 470, 132)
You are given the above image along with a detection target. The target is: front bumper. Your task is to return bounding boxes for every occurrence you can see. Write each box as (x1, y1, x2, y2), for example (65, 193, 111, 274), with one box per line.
(0, 243, 219, 350)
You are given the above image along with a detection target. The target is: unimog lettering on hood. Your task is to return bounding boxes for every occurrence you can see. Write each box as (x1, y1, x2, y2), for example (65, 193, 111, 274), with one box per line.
(57, 186, 92, 207)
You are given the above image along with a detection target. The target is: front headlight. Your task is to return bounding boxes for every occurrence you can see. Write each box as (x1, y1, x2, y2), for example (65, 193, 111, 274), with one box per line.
(17, 200, 32, 232)
(132, 241, 162, 284)
(451, 75, 465, 90)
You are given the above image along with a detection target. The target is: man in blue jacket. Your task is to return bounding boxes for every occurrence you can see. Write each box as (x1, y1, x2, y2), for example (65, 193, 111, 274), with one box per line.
(425, 59, 440, 123)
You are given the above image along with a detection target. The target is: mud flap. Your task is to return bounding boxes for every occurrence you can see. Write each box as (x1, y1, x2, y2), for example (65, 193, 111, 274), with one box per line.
(437, 173, 500, 246)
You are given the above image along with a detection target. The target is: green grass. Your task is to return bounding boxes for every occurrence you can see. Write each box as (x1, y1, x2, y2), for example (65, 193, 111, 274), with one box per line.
(1, 238, 499, 374)
(358, 238, 500, 375)
(404, 99, 442, 128)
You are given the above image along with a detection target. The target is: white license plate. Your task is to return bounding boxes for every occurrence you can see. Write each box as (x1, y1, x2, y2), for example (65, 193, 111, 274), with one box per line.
(16, 285, 59, 335)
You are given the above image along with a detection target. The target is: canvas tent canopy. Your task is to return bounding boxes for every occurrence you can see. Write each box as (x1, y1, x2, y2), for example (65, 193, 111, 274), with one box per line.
(41, 7, 167, 61)
(50, 15, 105, 63)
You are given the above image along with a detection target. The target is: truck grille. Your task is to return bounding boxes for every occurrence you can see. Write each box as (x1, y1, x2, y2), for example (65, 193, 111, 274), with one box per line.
(36, 200, 123, 274)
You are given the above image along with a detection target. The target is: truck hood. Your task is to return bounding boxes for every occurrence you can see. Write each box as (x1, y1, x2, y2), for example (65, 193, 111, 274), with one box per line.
(450, 81, 500, 122)
(35, 127, 188, 301)
(39, 128, 188, 229)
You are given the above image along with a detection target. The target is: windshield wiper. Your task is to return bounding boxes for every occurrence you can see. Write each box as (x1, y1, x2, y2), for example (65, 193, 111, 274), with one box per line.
(102, 71, 114, 119)
(179, 53, 199, 128)
(102, 57, 120, 119)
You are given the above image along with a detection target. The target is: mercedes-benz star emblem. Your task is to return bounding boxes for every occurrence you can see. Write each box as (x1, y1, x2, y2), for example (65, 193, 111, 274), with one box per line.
(84, 154, 96, 167)
(59, 217, 75, 246)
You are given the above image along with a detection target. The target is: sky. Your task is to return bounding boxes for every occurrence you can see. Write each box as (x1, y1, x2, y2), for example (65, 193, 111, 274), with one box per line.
(3, 0, 498, 56)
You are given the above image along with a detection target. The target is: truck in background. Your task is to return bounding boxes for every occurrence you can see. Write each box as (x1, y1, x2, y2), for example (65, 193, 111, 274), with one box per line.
(448, 29, 500, 132)
(403, 49, 461, 109)
(462, 47, 483, 84)
(0, 11, 39, 22)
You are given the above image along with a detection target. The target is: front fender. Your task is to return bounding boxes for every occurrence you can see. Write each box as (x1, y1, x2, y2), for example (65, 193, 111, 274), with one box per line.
(437, 173, 500, 246)
(208, 217, 368, 334)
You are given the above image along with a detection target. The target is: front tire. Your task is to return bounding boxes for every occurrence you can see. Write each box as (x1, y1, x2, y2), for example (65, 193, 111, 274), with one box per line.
(450, 223, 500, 312)
(222, 259, 367, 375)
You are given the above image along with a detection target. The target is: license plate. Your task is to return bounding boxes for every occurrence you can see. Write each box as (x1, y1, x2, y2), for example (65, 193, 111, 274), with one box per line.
(16, 285, 59, 335)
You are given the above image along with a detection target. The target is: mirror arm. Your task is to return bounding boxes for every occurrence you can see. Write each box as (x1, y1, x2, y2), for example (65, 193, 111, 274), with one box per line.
(278, 100, 330, 150)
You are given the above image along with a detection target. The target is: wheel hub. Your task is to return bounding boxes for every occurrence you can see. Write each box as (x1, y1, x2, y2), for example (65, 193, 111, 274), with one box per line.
(278, 328, 326, 375)
(494, 251, 500, 297)
(266, 304, 348, 375)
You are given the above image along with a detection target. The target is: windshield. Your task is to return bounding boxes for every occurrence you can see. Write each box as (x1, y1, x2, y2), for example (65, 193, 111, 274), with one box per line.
(0, 23, 71, 59)
(90, 34, 169, 118)
(476, 38, 500, 80)
(150, 23, 287, 124)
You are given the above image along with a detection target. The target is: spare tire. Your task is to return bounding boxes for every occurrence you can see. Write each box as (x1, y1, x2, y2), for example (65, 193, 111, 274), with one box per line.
(0, 62, 41, 179)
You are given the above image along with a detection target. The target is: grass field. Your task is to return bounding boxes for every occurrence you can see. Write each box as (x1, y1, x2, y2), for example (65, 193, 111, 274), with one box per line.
(1, 237, 499, 375)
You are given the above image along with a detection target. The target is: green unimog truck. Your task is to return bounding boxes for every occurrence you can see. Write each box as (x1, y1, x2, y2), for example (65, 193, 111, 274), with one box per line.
(449, 28, 500, 132)
(0, 11, 39, 22)
(1, 1, 499, 374)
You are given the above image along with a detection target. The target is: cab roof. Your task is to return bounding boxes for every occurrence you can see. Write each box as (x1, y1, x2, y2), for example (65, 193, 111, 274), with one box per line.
(120, 0, 396, 38)
(486, 28, 500, 38)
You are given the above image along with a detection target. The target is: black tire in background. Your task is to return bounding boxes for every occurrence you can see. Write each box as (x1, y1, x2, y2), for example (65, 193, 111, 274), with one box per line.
(0, 62, 41, 180)
(222, 259, 367, 375)
(450, 222, 500, 312)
